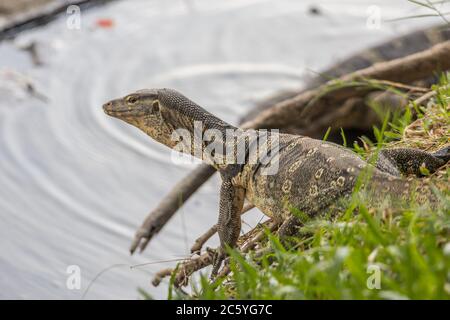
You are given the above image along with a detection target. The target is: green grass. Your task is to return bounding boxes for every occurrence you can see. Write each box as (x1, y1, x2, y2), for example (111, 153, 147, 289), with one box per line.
(186, 188, 450, 299)
(195, 202, 450, 299)
(164, 74, 450, 300)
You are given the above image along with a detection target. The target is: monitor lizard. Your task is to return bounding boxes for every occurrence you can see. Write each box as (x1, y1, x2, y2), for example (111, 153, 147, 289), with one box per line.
(128, 24, 450, 257)
(103, 88, 449, 276)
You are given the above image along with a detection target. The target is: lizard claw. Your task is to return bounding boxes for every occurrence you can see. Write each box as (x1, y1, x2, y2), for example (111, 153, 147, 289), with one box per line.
(208, 247, 225, 279)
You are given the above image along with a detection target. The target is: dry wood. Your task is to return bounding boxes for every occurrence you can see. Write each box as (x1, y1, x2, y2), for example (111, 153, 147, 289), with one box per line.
(190, 203, 255, 253)
(243, 41, 450, 130)
(164, 220, 279, 287)
(130, 164, 216, 254)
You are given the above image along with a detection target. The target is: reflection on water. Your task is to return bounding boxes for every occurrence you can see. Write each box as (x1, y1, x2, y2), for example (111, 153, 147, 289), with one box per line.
(0, 0, 435, 299)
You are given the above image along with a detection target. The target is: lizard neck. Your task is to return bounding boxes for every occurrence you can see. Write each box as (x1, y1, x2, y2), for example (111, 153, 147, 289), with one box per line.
(155, 89, 240, 168)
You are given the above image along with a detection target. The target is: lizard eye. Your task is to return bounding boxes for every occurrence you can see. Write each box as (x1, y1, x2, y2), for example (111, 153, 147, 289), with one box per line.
(126, 95, 138, 104)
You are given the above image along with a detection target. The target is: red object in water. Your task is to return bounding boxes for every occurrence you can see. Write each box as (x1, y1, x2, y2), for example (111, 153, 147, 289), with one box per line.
(96, 18, 114, 28)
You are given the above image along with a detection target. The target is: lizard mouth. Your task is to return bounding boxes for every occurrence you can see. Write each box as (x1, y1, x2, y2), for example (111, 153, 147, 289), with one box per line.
(103, 100, 119, 115)
(103, 100, 142, 118)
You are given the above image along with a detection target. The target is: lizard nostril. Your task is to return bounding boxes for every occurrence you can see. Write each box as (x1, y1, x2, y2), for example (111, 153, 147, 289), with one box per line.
(103, 102, 113, 112)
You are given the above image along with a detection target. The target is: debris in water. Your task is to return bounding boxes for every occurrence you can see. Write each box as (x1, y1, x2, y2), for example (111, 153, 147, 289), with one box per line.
(0, 69, 48, 102)
(308, 6, 322, 16)
(96, 18, 114, 29)
(19, 41, 43, 66)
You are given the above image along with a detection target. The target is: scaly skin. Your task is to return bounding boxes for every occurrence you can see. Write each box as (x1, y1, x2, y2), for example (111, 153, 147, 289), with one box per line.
(103, 88, 449, 276)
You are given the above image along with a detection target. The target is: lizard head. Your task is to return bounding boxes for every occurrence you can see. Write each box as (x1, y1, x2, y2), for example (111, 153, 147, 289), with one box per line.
(103, 88, 233, 154)
(103, 88, 180, 148)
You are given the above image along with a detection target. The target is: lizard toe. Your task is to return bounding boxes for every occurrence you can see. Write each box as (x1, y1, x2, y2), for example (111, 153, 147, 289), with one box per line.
(209, 247, 225, 279)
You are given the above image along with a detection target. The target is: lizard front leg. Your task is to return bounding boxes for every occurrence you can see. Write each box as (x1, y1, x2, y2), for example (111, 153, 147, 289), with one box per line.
(211, 178, 245, 278)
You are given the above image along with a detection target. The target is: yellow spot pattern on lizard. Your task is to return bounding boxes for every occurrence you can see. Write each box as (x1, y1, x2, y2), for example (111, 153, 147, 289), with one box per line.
(282, 179, 292, 194)
(288, 159, 303, 173)
(309, 185, 319, 197)
(285, 140, 301, 153)
(337, 176, 345, 187)
(306, 148, 318, 157)
(259, 175, 268, 188)
(315, 168, 324, 179)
